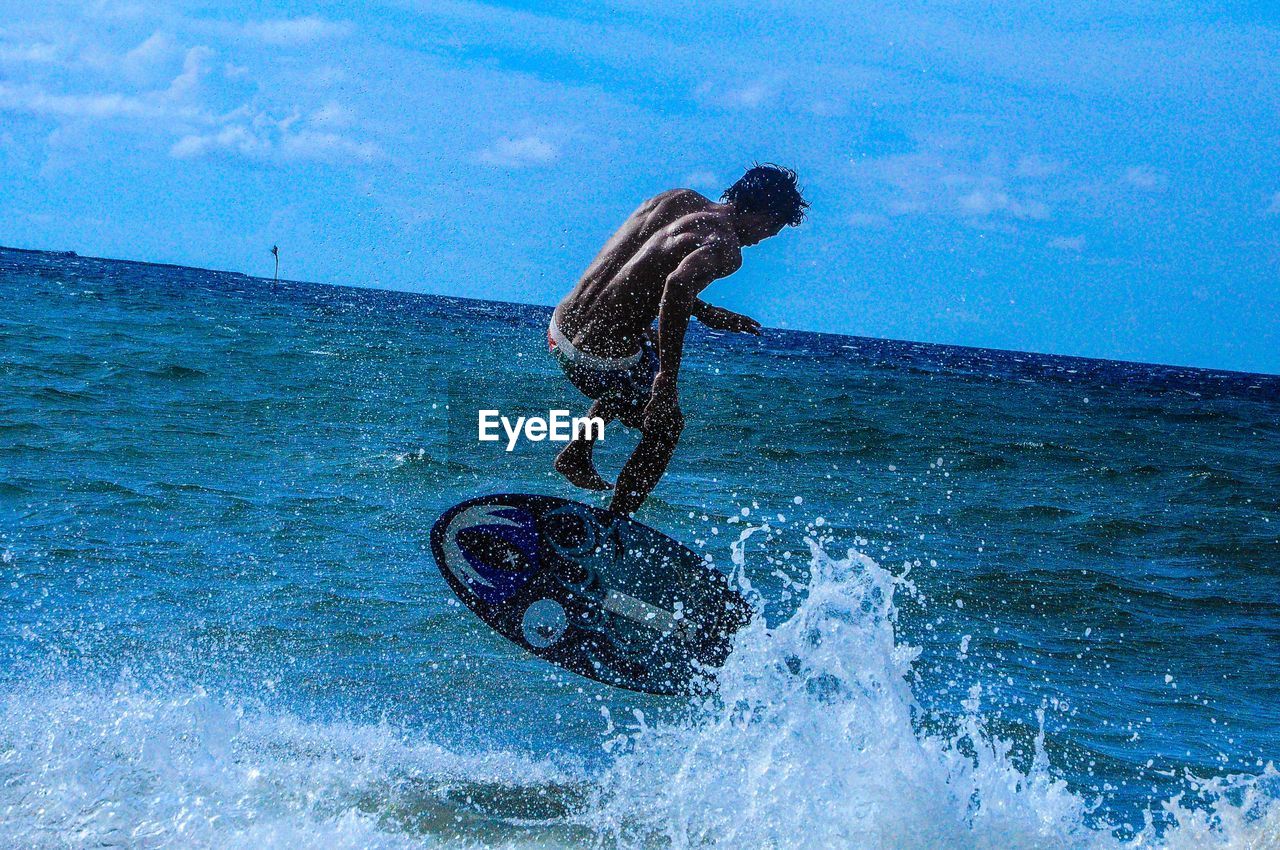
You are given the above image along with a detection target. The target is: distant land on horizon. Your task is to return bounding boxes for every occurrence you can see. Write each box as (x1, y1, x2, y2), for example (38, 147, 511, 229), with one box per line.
(3, 242, 1276, 381)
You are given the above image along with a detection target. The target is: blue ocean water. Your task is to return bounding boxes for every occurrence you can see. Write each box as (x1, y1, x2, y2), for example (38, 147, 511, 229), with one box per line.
(1, 245, 1278, 848)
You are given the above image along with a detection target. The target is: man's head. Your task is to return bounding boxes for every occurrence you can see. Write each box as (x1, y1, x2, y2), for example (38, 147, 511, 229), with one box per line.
(721, 163, 809, 245)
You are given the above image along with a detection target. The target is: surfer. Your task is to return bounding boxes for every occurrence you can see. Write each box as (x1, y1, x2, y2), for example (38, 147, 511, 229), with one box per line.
(549, 163, 808, 515)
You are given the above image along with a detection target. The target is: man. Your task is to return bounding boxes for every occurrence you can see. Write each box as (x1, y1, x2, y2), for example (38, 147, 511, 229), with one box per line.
(549, 163, 808, 515)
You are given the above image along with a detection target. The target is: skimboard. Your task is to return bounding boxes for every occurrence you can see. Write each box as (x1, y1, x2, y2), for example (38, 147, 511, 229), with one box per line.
(429, 494, 752, 695)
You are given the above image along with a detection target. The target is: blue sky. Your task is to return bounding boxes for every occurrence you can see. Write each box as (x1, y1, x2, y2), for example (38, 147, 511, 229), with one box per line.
(1, 1, 1278, 373)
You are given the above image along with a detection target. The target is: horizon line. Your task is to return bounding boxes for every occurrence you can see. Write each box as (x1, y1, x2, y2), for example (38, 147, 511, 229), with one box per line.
(3, 242, 1275, 380)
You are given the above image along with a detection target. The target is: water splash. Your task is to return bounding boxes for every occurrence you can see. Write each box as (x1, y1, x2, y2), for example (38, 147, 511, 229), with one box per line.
(581, 536, 1279, 849)
(0, 682, 586, 849)
(1, 537, 1275, 848)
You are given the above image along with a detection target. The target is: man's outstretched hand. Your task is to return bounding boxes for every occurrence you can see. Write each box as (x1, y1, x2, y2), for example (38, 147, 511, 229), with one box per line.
(696, 304, 761, 335)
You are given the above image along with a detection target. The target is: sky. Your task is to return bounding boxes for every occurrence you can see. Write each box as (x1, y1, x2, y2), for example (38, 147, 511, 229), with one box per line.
(1, 1, 1278, 373)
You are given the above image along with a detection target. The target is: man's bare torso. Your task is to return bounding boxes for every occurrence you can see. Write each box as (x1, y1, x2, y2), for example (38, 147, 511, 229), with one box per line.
(553, 189, 742, 358)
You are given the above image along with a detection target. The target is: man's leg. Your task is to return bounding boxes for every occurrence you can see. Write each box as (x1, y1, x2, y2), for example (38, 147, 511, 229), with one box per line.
(554, 397, 619, 491)
(608, 410, 684, 516)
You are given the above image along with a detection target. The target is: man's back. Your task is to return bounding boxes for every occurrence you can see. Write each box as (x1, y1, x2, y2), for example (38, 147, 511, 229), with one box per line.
(554, 189, 736, 358)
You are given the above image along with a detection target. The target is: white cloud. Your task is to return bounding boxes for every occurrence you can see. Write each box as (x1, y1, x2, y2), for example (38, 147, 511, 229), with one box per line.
(170, 106, 381, 164)
(476, 134, 557, 168)
(0, 41, 60, 65)
(171, 125, 269, 159)
(1123, 165, 1162, 190)
(958, 188, 1049, 220)
(808, 98, 847, 117)
(1049, 235, 1086, 251)
(857, 150, 1053, 223)
(847, 211, 891, 228)
(684, 170, 719, 191)
(243, 17, 353, 46)
(164, 45, 214, 101)
(695, 78, 777, 110)
(725, 81, 771, 108)
(0, 20, 379, 169)
(0, 83, 162, 120)
(0, 41, 219, 123)
(1014, 155, 1062, 179)
(121, 31, 178, 80)
(281, 130, 381, 163)
(309, 100, 354, 129)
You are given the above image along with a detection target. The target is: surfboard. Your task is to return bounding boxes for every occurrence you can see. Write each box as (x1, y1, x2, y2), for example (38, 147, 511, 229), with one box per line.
(429, 494, 752, 695)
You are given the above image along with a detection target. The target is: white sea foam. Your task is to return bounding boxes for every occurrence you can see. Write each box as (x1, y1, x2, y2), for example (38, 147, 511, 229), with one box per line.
(580, 532, 1280, 849)
(1, 538, 1275, 849)
(391, 447, 431, 465)
(0, 683, 582, 849)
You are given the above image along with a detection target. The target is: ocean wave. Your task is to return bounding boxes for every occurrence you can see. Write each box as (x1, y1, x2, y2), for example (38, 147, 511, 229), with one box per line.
(0, 539, 1277, 848)
(581, 534, 1279, 849)
(389, 448, 477, 475)
(143, 364, 210, 380)
(0, 682, 585, 849)
(951, 503, 1080, 524)
(34, 384, 99, 403)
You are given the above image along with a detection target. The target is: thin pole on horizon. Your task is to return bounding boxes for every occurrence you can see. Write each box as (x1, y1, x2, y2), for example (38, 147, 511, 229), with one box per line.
(271, 245, 279, 283)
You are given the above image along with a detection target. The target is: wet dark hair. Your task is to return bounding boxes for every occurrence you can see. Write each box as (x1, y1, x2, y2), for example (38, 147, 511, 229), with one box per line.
(721, 163, 809, 227)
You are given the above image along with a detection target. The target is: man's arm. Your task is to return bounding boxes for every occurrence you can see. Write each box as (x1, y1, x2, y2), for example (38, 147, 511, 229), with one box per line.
(647, 242, 740, 422)
(693, 299, 762, 335)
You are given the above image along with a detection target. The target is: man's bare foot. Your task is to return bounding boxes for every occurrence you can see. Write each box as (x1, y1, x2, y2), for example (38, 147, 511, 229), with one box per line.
(555, 443, 613, 491)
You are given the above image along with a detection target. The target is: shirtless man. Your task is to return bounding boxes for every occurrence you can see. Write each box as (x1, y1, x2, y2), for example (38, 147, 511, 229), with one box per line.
(548, 164, 808, 515)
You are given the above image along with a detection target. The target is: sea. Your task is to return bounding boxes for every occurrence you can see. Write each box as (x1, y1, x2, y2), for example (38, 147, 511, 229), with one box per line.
(1, 244, 1278, 849)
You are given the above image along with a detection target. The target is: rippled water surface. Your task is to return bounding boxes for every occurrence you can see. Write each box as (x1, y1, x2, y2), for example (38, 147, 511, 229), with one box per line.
(2, 246, 1278, 848)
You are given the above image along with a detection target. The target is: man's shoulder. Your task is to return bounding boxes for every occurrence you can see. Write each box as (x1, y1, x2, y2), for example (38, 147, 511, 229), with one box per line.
(652, 187, 712, 207)
(642, 189, 715, 224)
(641, 190, 741, 262)
(665, 209, 739, 250)
(667, 222, 743, 277)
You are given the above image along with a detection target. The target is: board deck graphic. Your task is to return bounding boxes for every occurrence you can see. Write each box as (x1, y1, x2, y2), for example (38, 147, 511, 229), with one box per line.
(430, 494, 752, 695)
